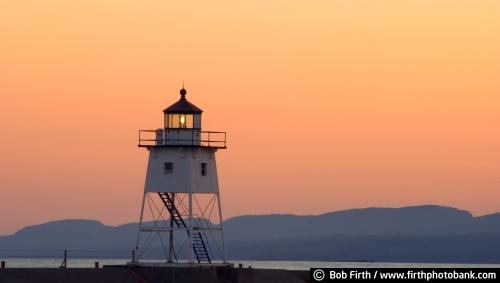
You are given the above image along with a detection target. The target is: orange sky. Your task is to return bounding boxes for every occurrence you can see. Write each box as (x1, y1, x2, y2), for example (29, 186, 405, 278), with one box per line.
(0, 0, 499, 234)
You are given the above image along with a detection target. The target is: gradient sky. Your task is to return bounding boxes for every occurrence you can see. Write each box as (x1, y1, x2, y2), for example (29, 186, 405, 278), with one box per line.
(0, 0, 499, 234)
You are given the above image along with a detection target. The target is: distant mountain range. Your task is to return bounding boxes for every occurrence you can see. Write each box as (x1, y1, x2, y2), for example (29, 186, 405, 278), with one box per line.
(1, 205, 499, 263)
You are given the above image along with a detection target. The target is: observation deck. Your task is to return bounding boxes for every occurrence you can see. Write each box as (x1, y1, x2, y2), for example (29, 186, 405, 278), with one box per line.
(138, 129, 226, 149)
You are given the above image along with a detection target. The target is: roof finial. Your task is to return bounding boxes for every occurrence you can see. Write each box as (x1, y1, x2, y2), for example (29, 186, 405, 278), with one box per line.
(180, 81, 187, 100)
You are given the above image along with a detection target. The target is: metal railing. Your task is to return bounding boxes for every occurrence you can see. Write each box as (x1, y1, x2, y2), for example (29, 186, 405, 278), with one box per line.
(0, 249, 133, 268)
(138, 129, 226, 148)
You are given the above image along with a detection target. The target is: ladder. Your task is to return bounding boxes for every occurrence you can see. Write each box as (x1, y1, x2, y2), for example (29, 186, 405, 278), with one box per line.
(158, 192, 211, 263)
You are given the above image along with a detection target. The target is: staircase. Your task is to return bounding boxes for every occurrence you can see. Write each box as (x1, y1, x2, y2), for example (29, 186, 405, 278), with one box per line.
(158, 192, 211, 263)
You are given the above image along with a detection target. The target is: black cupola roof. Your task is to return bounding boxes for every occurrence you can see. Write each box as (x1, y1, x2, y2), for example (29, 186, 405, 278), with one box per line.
(163, 88, 203, 114)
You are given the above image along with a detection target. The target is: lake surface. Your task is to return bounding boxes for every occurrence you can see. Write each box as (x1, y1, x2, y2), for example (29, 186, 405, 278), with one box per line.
(1, 258, 499, 269)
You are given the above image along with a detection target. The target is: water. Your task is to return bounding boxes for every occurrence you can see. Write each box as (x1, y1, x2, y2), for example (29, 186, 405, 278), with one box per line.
(1, 258, 499, 269)
(237, 261, 500, 270)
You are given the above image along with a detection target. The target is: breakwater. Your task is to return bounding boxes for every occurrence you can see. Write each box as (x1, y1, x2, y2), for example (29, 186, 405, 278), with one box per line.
(0, 266, 309, 283)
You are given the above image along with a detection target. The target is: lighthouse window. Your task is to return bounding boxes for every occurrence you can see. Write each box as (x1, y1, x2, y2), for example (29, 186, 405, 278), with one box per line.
(163, 162, 174, 174)
(166, 114, 194, 129)
(201, 163, 207, 176)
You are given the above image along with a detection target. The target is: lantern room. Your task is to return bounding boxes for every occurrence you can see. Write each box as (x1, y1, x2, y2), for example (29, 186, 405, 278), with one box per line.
(138, 87, 226, 148)
(163, 88, 202, 129)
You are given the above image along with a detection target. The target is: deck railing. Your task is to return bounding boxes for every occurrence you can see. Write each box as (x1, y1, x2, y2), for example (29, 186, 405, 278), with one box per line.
(138, 129, 226, 148)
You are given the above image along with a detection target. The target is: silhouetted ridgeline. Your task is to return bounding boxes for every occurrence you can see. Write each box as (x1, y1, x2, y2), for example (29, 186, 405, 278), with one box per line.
(223, 205, 500, 240)
(1, 205, 499, 263)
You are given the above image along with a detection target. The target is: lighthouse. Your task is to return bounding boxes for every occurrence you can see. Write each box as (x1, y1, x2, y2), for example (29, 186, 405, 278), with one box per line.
(132, 88, 228, 265)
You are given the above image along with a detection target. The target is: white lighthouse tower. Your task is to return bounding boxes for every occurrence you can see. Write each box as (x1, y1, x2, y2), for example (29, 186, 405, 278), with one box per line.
(132, 88, 228, 265)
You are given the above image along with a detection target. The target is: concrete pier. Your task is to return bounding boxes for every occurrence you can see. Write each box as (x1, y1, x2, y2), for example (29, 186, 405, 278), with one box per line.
(0, 266, 309, 283)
